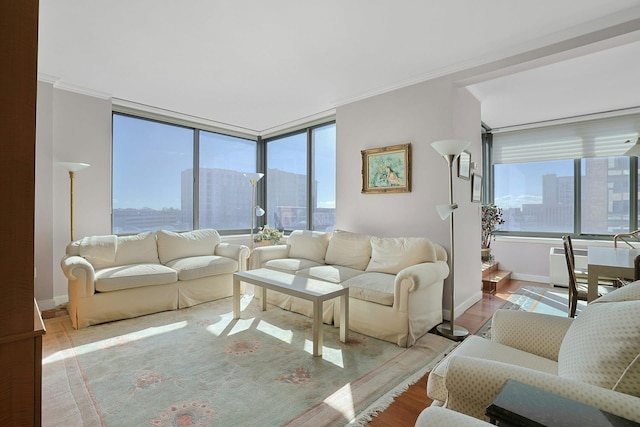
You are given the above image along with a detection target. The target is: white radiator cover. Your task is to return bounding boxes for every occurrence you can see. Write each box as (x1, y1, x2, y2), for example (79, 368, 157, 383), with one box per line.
(549, 247, 588, 287)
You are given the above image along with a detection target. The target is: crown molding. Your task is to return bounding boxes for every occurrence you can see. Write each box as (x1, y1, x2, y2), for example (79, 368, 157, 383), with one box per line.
(52, 81, 112, 100)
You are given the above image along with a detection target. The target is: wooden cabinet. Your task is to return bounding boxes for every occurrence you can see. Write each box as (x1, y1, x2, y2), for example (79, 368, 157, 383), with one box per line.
(0, 1, 42, 425)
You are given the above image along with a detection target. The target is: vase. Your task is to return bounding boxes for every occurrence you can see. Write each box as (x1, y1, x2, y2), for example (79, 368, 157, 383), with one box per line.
(481, 247, 492, 262)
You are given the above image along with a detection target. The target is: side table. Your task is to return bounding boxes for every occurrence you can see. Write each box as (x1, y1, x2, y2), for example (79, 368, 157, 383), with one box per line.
(486, 379, 639, 427)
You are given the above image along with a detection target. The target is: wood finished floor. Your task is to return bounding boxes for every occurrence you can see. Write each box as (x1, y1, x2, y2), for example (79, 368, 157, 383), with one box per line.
(366, 279, 551, 426)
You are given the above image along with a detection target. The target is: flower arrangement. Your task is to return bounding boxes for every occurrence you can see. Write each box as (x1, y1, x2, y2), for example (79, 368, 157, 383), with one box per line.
(481, 204, 505, 249)
(254, 224, 283, 245)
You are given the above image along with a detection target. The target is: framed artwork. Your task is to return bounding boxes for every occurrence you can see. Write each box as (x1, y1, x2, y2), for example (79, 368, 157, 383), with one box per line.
(457, 150, 471, 180)
(361, 143, 411, 194)
(471, 173, 482, 203)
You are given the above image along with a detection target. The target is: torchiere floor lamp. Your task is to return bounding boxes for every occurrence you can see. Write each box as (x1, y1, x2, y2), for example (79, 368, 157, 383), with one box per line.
(244, 172, 265, 248)
(431, 139, 470, 341)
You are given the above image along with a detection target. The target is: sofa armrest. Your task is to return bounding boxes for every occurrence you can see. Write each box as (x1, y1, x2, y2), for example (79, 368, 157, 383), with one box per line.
(444, 356, 640, 423)
(416, 407, 491, 427)
(248, 244, 290, 269)
(215, 243, 250, 272)
(394, 260, 449, 312)
(60, 255, 96, 298)
(491, 310, 573, 361)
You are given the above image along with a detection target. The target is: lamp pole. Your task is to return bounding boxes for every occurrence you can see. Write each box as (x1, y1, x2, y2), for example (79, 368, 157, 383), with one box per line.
(58, 162, 90, 242)
(244, 173, 264, 248)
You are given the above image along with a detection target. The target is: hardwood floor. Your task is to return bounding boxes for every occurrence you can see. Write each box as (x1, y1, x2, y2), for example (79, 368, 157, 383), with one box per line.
(366, 279, 551, 426)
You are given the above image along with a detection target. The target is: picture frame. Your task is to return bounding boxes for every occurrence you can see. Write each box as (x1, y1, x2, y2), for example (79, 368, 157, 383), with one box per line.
(361, 143, 411, 194)
(457, 150, 471, 180)
(471, 173, 482, 203)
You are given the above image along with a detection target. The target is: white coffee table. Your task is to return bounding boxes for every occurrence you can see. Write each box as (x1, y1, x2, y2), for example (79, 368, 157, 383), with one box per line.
(233, 268, 349, 356)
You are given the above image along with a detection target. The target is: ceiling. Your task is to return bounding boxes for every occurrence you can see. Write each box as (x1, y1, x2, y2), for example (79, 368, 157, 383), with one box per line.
(38, 1, 640, 135)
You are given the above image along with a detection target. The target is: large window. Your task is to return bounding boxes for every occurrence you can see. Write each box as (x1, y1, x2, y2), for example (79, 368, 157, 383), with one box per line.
(266, 123, 336, 232)
(113, 112, 335, 235)
(112, 114, 194, 233)
(113, 113, 257, 234)
(488, 113, 640, 238)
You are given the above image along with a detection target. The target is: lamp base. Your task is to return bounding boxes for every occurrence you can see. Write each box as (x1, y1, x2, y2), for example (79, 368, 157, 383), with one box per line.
(436, 322, 469, 341)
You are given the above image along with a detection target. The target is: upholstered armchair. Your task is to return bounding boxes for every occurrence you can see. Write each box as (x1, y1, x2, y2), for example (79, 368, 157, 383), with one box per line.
(421, 281, 640, 424)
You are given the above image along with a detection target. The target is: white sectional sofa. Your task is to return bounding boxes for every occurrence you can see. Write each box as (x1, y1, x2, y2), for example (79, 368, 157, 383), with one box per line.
(248, 229, 449, 347)
(61, 229, 249, 329)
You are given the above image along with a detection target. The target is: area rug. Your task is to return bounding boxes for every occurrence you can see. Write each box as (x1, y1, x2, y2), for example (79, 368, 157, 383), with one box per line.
(42, 295, 456, 427)
(476, 285, 584, 338)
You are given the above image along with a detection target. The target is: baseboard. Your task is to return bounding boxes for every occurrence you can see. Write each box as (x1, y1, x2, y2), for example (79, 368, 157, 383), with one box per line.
(442, 290, 483, 322)
(510, 273, 549, 284)
(37, 295, 69, 312)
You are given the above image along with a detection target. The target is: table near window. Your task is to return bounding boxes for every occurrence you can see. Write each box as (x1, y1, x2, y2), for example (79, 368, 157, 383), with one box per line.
(587, 246, 640, 302)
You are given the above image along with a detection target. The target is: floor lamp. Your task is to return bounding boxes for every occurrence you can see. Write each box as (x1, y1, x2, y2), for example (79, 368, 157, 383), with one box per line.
(431, 139, 470, 341)
(244, 173, 265, 248)
(58, 161, 90, 242)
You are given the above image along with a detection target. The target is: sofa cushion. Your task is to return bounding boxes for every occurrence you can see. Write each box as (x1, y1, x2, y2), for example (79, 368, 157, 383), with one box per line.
(427, 335, 559, 403)
(592, 280, 640, 303)
(95, 264, 178, 292)
(324, 229, 372, 270)
(287, 230, 330, 263)
(296, 265, 364, 284)
(165, 255, 238, 281)
(263, 258, 323, 275)
(157, 229, 221, 264)
(365, 237, 437, 275)
(341, 272, 396, 306)
(79, 235, 118, 263)
(558, 299, 640, 396)
(92, 231, 159, 270)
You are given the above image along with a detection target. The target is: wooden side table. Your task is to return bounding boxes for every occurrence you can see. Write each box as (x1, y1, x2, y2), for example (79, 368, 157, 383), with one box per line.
(486, 379, 639, 427)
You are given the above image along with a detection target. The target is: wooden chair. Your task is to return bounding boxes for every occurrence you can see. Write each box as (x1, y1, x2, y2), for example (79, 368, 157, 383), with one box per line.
(561, 235, 617, 318)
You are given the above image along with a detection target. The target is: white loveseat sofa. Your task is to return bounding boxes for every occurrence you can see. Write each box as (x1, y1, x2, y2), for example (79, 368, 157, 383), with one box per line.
(61, 229, 250, 329)
(248, 229, 449, 347)
(422, 281, 640, 424)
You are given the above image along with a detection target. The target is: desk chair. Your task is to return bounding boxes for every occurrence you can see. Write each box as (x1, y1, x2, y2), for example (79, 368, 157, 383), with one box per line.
(562, 235, 617, 318)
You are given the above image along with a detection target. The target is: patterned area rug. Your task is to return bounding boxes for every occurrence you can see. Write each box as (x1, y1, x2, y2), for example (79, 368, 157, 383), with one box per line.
(476, 285, 584, 338)
(42, 295, 456, 427)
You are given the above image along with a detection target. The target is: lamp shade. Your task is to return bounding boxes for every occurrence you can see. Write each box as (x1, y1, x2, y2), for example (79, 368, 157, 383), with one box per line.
(431, 139, 470, 157)
(244, 172, 264, 183)
(624, 138, 640, 156)
(58, 161, 90, 172)
(436, 203, 458, 220)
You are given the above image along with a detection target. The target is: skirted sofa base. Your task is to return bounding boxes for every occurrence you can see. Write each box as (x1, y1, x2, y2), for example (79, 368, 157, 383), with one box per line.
(249, 229, 449, 347)
(61, 229, 249, 329)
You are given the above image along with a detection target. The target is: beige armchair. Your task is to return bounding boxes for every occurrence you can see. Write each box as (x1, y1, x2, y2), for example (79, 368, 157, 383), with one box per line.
(422, 281, 640, 424)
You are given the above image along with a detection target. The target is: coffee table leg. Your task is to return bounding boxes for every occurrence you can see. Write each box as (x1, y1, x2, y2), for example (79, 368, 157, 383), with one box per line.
(233, 276, 241, 319)
(261, 286, 267, 311)
(340, 292, 349, 343)
(312, 300, 322, 356)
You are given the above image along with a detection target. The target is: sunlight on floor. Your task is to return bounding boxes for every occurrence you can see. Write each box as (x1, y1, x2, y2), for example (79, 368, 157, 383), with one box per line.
(324, 382, 356, 419)
(42, 321, 187, 365)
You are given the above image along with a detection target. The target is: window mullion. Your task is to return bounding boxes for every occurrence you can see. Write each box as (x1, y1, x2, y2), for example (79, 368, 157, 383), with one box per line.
(574, 158, 581, 236)
(307, 128, 314, 230)
(193, 130, 200, 230)
(631, 156, 638, 231)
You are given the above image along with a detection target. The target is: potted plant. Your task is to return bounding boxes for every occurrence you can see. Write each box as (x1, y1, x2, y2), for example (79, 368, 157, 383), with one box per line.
(254, 224, 283, 246)
(481, 204, 504, 261)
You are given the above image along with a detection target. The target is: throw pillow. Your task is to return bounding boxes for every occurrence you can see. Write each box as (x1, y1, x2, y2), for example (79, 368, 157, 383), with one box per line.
(157, 229, 221, 264)
(558, 299, 640, 397)
(92, 231, 159, 269)
(287, 230, 330, 263)
(365, 237, 437, 275)
(324, 230, 372, 270)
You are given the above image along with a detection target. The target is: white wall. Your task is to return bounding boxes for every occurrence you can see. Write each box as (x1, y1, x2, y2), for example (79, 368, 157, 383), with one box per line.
(336, 76, 483, 321)
(35, 83, 112, 308)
